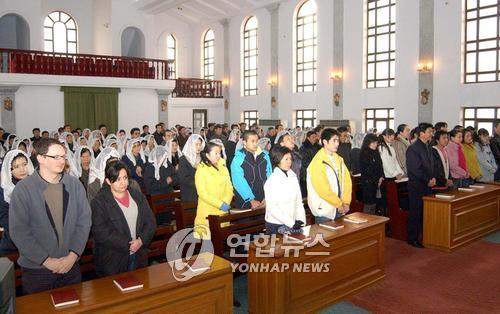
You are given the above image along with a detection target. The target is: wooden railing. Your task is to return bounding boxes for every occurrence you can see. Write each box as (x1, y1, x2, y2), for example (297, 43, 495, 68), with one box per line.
(0, 48, 174, 80)
(172, 78, 223, 98)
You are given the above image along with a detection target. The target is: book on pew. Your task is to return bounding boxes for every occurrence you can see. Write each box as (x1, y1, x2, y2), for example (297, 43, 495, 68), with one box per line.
(458, 187, 474, 192)
(343, 216, 368, 224)
(285, 233, 312, 243)
(435, 194, 455, 200)
(230, 208, 252, 214)
(183, 258, 211, 272)
(113, 275, 144, 292)
(319, 220, 344, 231)
(51, 289, 79, 308)
(469, 184, 485, 189)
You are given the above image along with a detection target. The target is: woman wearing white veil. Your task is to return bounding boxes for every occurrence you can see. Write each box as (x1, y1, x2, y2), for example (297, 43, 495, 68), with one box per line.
(72, 145, 94, 193)
(258, 137, 271, 153)
(82, 128, 91, 140)
(3, 134, 17, 151)
(225, 129, 240, 168)
(143, 146, 178, 224)
(59, 132, 76, 153)
(12, 138, 33, 156)
(122, 138, 147, 188)
(87, 147, 122, 201)
(103, 134, 118, 147)
(165, 139, 183, 168)
(143, 134, 157, 158)
(89, 136, 103, 158)
(178, 134, 205, 202)
(209, 138, 226, 160)
(0, 150, 34, 252)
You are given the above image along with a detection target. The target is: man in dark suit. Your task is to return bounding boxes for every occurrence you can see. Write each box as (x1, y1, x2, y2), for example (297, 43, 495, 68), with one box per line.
(406, 123, 435, 248)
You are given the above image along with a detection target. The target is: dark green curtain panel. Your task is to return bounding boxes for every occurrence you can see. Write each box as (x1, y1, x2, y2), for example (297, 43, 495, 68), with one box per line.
(61, 87, 120, 133)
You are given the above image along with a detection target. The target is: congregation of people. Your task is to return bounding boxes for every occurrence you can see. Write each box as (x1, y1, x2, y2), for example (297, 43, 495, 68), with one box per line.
(0, 119, 498, 295)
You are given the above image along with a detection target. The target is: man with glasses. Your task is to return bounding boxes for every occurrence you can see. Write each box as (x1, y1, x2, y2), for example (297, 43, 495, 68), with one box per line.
(9, 138, 91, 294)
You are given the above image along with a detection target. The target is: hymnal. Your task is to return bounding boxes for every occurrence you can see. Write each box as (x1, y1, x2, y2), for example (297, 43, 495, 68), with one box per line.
(113, 275, 144, 292)
(230, 208, 252, 214)
(319, 221, 344, 231)
(435, 194, 455, 200)
(343, 216, 368, 224)
(469, 185, 485, 189)
(458, 188, 474, 192)
(285, 233, 312, 243)
(51, 289, 79, 308)
(184, 258, 210, 272)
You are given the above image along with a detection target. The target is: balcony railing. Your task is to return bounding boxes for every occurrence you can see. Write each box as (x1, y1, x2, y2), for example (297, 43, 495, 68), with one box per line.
(0, 48, 173, 80)
(172, 78, 223, 98)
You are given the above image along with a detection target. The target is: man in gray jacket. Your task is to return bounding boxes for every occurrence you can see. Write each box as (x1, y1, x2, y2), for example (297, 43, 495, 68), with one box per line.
(10, 138, 91, 294)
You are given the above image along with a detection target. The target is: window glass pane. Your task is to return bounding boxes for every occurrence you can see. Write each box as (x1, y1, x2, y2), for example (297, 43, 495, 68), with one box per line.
(464, 120, 475, 128)
(367, 109, 374, 118)
(53, 22, 67, 53)
(66, 19, 76, 30)
(376, 121, 387, 130)
(366, 119, 374, 130)
(375, 109, 388, 118)
(464, 108, 476, 118)
(477, 122, 493, 132)
(479, 17, 497, 39)
(477, 108, 495, 118)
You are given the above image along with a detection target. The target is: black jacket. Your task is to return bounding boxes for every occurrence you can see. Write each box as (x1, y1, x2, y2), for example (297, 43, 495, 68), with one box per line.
(143, 162, 178, 196)
(225, 141, 237, 170)
(337, 142, 352, 171)
(178, 155, 197, 202)
(432, 147, 450, 187)
(122, 155, 146, 188)
(299, 140, 319, 182)
(90, 185, 156, 277)
(359, 149, 384, 204)
(153, 131, 163, 145)
(406, 139, 434, 194)
(0, 187, 17, 253)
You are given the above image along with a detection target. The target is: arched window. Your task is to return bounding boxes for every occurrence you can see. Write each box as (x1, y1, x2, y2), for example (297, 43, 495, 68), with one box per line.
(44, 11, 77, 53)
(203, 29, 215, 80)
(121, 27, 145, 58)
(295, 0, 317, 93)
(242, 16, 258, 96)
(0, 14, 30, 49)
(167, 34, 177, 79)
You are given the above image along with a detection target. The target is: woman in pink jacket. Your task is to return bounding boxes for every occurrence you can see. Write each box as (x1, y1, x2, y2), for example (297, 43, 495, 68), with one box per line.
(445, 129, 470, 188)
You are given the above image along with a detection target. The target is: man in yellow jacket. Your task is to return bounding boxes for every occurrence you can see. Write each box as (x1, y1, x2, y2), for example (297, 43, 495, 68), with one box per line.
(307, 128, 352, 223)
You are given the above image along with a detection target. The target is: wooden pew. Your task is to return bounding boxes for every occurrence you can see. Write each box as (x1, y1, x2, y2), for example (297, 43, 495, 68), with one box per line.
(208, 208, 266, 262)
(384, 179, 409, 241)
(350, 174, 364, 213)
(145, 191, 182, 262)
(16, 253, 234, 313)
(173, 201, 197, 231)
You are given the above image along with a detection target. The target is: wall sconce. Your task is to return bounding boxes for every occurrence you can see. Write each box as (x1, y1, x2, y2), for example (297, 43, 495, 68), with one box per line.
(222, 78, 230, 88)
(268, 76, 278, 87)
(271, 96, 277, 107)
(224, 99, 229, 109)
(330, 71, 343, 81)
(420, 89, 430, 105)
(417, 62, 433, 73)
(333, 93, 341, 107)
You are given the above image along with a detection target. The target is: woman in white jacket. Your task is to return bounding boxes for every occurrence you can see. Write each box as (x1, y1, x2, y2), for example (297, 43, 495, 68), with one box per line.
(378, 128, 404, 180)
(264, 146, 306, 235)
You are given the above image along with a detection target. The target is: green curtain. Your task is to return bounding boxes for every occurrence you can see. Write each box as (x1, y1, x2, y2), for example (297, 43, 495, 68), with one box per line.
(61, 87, 120, 133)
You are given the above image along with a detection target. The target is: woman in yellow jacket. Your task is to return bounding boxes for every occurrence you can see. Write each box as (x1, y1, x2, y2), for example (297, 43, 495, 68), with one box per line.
(462, 129, 482, 181)
(194, 141, 233, 239)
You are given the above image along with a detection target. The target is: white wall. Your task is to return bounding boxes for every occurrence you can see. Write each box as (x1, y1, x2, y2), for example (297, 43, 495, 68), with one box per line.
(15, 85, 64, 137)
(168, 98, 225, 130)
(118, 89, 158, 133)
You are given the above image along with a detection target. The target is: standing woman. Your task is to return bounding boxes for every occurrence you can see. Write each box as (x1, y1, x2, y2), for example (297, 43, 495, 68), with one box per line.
(193, 142, 233, 239)
(87, 147, 121, 202)
(143, 134, 157, 159)
(474, 129, 497, 182)
(168, 139, 182, 169)
(226, 129, 240, 169)
(143, 146, 178, 224)
(73, 146, 94, 193)
(264, 146, 306, 235)
(90, 137, 103, 158)
(91, 161, 155, 277)
(392, 124, 411, 176)
(359, 134, 385, 214)
(178, 134, 205, 202)
(446, 129, 470, 188)
(0, 150, 34, 253)
(462, 129, 482, 183)
(122, 138, 147, 188)
(378, 128, 404, 180)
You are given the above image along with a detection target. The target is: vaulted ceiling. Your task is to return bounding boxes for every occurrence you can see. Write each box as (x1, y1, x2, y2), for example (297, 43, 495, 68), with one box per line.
(132, 0, 282, 24)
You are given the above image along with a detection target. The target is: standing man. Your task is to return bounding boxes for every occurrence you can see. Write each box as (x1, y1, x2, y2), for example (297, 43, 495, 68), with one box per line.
(31, 128, 42, 143)
(9, 139, 91, 294)
(406, 123, 435, 248)
(231, 130, 272, 209)
(141, 125, 150, 137)
(152, 124, 164, 145)
(307, 128, 352, 223)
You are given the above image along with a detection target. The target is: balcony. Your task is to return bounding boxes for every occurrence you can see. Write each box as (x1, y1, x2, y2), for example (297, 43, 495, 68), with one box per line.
(0, 48, 173, 80)
(172, 78, 223, 98)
